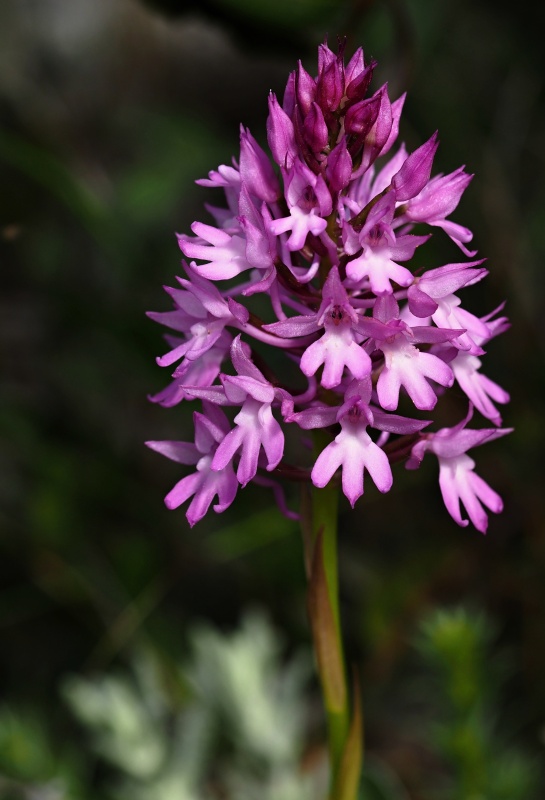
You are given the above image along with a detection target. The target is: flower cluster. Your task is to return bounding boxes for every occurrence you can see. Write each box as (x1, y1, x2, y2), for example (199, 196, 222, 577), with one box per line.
(147, 42, 511, 533)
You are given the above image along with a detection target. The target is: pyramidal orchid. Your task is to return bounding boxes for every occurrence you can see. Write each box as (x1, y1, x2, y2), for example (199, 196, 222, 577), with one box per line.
(147, 39, 511, 534)
(146, 41, 512, 796)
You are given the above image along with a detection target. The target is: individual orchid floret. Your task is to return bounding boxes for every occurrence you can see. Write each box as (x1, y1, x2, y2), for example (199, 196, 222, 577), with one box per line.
(430, 288, 492, 355)
(187, 337, 288, 487)
(358, 296, 461, 411)
(450, 351, 510, 426)
(149, 332, 232, 408)
(300, 268, 371, 388)
(377, 92, 406, 159)
(302, 101, 329, 155)
(212, 338, 287, 485)
(196, 161, 241, 217)
(344, 47, 375, 101)
(290, 377, 431, 438)
(180, 183, 280, 283)
(345, 92, 383, 145)
(316, 43, 344, 114)
(408, 406, 512, 533)
(448, 305, 511, 425)
(269, 158, 332, 251)
(292, 61, 315, 116)
(146, 403, 238, 527)
(345, 192, 428, 294)
(352, 84, 394, 172)
(341, 143, 406, 223)
(311, 383, 393, 505)
(177, 221, 250, 281)
(149, 266, 248, 372)
(292, 378, 429, 506)
(265, 266, 371, 389)
(401, 166, 476, 255)
(407, 259, 488, 319)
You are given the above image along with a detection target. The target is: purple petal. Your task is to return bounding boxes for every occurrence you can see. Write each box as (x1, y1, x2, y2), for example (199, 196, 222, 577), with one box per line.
(392, 132, 439, 202)
(311, 441, 344, 489)
(165, 472, 202, 510)
(146, 440, 199, 465)
(371, 409, 431, 434)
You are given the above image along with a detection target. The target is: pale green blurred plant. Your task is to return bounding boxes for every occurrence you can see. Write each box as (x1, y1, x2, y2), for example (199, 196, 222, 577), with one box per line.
(62, 610, 323, 800)
(2, 607, 540, 800)
(415, 607, 541, 800)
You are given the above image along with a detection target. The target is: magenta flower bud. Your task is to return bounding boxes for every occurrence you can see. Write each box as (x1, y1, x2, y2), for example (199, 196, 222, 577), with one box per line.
(392, 132, 439, 201)
(316, 55, 344, 112)
(267, 92, 296, 168)
(239, 126, 280, 203)
(370, 87, 393, 149)
(345, 94, 381, 137)
(317, 40, 336, 73)
(326, 138, 353, 193)
(303, 102, 329, 153)
(378, 92, 406, 158)
(355, 85, 394, 172)
(345, 61, 376, 104)
(295, 60, 316, 116)
(344, 46, 364, 85)
(283, 69, 296, 116)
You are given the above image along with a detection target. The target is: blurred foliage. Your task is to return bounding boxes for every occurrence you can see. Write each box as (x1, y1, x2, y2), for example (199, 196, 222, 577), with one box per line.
(414, 607, 541, 799)
(1, 608, 538, 800)
(1, 612, 321, 800)
(1, 0, 545, 797)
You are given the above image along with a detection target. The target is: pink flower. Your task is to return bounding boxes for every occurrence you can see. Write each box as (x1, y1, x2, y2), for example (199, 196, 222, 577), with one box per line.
(146, 404, 238, 527)
(292, 379, 429, 506)
(408, 407, 512, 532)
(402, 166, 476, 255)
(358, 296, 461, 411)
(269, 158, 332, 251)
(150, 266, 247, 370)
(186, 337, 289, 487)
(265, 266, 371, 389)
(451, 352, 510, 426)
(147, 41, 511, 530)
(311, 392, 393, 505)
(345, 193, 428, 295)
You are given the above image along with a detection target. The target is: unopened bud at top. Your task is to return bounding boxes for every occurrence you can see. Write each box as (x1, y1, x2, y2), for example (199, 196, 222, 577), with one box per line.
(267, 92, 296, 168)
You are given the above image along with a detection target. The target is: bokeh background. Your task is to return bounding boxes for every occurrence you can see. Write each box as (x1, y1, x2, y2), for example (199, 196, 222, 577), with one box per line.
(1, 0, 545, 798)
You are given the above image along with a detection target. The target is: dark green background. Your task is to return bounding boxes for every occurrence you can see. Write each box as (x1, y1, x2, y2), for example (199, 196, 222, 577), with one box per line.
(1, 0, 544, 795)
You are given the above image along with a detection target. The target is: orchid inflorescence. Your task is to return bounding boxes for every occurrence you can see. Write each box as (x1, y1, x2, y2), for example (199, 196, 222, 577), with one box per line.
(147, 41, 511, 533)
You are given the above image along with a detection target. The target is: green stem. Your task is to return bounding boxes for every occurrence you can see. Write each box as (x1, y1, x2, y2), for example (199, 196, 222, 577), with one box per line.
(311, 479, 350, 774)
(302, 431, 362, 797)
